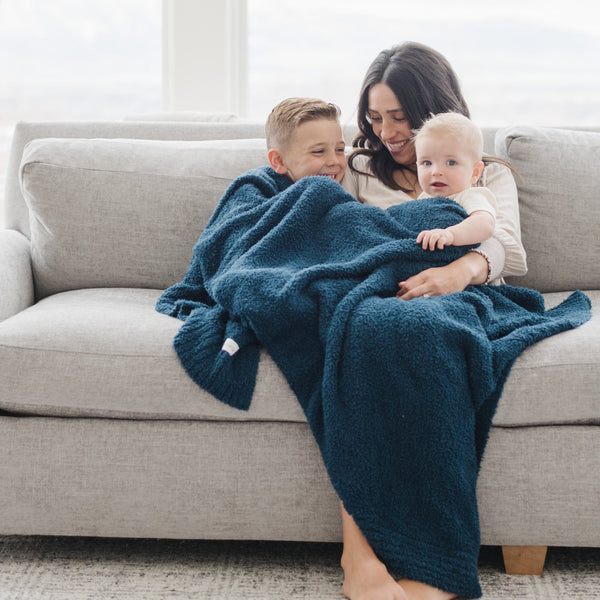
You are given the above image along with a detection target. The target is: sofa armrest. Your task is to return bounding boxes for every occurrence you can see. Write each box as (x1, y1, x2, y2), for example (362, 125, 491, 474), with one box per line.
(0, 230, 34, 322)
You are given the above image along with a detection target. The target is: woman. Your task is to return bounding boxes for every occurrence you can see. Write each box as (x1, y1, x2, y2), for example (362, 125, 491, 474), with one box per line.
(342, 42, 526, 299)
(339, 42, 528, 600)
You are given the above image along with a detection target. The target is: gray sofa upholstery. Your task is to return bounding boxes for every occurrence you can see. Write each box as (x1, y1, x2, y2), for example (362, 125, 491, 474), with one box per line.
(1, 120, 598, 575)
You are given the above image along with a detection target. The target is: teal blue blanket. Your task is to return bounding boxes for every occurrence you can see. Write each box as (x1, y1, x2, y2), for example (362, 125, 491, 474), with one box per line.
(157, 166, 591, 598)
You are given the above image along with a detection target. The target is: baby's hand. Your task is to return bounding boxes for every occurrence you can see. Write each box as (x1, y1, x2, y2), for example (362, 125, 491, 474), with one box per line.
(417, 228, 454, 250)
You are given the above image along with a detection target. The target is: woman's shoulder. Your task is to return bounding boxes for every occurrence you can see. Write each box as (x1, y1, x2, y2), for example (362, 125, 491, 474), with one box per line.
(343, 151, 374, 183)
(342, 152, 412, 208)
(479, 157, 516, 190)
(347, 151, 372, 170)
(342, 151, 372, 195)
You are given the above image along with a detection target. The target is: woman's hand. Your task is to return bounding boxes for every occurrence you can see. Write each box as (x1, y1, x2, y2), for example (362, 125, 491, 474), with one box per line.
(396, 252, 489, 300)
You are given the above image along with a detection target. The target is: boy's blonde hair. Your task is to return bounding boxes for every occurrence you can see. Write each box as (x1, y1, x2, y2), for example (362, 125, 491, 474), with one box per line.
(415, 112, 483, 163)
(265, 97, 341, 150)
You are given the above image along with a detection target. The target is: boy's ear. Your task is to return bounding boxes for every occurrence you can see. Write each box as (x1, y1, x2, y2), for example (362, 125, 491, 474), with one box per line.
(471, 160, 485, 184)
(268, 148, 288, 175)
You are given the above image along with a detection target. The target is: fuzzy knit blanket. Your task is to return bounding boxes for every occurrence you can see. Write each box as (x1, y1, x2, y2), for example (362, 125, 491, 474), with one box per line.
(157, 166, 591, 598)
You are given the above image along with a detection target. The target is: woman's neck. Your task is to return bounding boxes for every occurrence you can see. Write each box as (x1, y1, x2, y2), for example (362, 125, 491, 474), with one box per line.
(393, 166, 421, 198)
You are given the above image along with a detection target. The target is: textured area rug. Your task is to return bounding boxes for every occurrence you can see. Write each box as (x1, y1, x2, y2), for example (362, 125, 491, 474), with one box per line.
(0, 537, 598, 599)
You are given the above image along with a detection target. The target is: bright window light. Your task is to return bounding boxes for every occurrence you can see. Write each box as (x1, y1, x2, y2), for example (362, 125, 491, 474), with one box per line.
(247, 0, 600, 127)
(0, 0, 162, 217)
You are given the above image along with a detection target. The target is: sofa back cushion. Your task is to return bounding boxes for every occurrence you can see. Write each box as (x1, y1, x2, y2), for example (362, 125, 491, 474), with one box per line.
(6, 121, 269, 237)
(20, 138, 268, 299)
(496, 126, 600, 292)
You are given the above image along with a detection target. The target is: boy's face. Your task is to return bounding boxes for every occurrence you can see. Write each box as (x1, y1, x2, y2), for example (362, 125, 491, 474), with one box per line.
(269, 119, 347, 183)
(416, 133, 483, 197)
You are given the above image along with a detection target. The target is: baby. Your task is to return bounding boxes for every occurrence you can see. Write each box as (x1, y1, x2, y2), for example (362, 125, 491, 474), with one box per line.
(414, 112, 497, 250)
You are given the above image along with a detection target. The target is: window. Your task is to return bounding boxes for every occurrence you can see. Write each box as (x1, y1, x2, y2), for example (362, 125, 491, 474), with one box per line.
(247, 0, 600, 127)
(0, 0, 162, 215)
(3, 0, 598, 219)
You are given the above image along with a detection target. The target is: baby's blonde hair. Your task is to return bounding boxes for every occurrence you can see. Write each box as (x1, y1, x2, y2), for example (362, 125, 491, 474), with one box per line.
(265, 97, 341, 150)
(415, 112, 483, 163)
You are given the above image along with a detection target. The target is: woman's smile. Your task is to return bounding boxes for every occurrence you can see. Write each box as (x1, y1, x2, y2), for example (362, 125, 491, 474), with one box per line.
(386, 138, 412, 155)
(368, 83, 417, 166)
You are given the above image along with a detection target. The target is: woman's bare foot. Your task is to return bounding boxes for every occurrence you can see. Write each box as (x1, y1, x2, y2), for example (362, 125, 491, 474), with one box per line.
(398, 578, 457, 600)
(340, 503, 408, 599)
(342, 555, 408, 600)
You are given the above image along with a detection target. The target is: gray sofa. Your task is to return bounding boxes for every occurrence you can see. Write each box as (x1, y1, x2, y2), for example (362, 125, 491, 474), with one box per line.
(1, 120, 598, 577)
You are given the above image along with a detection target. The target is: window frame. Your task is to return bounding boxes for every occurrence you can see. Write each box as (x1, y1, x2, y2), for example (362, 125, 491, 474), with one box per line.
(162, 0, 248, 116)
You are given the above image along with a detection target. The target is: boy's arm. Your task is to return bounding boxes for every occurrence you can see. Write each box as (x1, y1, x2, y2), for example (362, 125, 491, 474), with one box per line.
(417, 210, 496, 250)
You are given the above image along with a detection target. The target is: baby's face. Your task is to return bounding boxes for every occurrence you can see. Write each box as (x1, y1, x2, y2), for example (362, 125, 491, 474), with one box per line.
(416, 133, 480, 197)
(281, 119, 347, 183)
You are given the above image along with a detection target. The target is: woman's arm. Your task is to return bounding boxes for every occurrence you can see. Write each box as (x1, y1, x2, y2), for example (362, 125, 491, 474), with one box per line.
(396, 251, 489, 299)
(479, 160, 528, 279)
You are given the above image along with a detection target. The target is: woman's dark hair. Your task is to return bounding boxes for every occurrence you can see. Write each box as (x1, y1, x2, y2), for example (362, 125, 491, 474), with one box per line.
(349, 41, 470, 191)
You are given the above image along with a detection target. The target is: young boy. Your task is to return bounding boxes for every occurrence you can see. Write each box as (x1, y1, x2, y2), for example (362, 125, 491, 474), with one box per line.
(265, 97, 347, 183)
(414, 112, 497, 250)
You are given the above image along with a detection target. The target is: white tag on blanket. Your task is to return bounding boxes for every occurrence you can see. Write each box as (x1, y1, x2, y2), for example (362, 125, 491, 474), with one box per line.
(221, 337, 240, 356)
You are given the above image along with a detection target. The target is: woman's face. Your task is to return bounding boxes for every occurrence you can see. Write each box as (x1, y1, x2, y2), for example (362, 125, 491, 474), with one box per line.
(367, 82, 416, 166)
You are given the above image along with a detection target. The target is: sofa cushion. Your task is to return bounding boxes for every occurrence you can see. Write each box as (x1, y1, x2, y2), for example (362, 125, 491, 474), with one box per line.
(19, 138, 268, 299)
(0, 288, 597, 427)
(0, 288, 304, 422)
(496, 126, 600, 293)
(493, 290, 600, 426)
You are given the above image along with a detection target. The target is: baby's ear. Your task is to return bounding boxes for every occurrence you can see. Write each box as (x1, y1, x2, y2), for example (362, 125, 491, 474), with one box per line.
(471, 160, 485, 184)
(268, 148, 288, 175)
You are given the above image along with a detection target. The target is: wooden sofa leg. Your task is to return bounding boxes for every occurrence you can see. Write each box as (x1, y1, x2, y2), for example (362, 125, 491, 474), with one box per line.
(501, 545, 548, 575)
